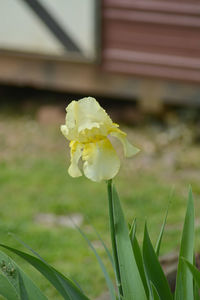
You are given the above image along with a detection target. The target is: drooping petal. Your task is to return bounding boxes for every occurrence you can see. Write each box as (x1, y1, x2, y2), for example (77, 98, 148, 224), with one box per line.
(68, 141, 83, 177)
(110, 130, 140, 157)
(82, 138, 120, 182)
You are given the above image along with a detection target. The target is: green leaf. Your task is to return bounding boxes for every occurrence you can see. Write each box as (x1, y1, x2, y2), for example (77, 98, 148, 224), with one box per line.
(194, 280, 200, 300)
(133, 236, 149, 298)
(112, 185, 147, 300)
(175, 188, 194, 300)
(194, 273, 200, 300)
(74, 224, 116, 300)
(0, 249, 47, 300)
(107, 180, 122, 299)
(155, 202, 169, 257)
(129, 223, 149, 298)
(150, 282, 160, 300)
(9, 234, 46, 264)
(182, 258, 200, 290)
(193, 255, 200, 300)
(0, 244, 90, 300)
(0, 274, 19, 300)
(143, 224, 172, 300)
(84, 221, 114, 269)
(129, 218, 137, 242)
(10, 234, 86, 294)
(18, 271, 30, 300)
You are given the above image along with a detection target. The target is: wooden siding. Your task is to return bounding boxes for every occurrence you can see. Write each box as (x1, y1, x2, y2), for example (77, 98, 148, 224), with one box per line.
(101, 0, 200, 83)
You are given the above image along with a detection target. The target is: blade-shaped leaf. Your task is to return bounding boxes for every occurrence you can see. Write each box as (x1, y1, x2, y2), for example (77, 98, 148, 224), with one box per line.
(175, 188, 194, 300)
(11, 220, 115, 299)
(182, 258, 200, 290)
(89, 223, 114, 269)
(155, 202, 169, 257)
(10, 233, 86, 294)
(74, 224, 116, 300)
(18, 271, 30, 300)
(150, 281, 160, 300)
(129, 223, 149, 299)
(112, 185, 147, 300)
(0, 274, 20, 300)
(0, 249, 47, 300)
(10, 233, 88, 296)
(107, 180, 122, 299)
(194, 279, 200, 300)
(0, 244, 90, 300)
(143, 224, 173, 300)
(9, 233, 46, 264)
(193, 255, 200, 300)
(129, 218, 137, 242)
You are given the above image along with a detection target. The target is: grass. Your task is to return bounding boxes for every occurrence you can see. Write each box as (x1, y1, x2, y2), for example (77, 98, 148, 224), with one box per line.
(0, 111, 200, 299)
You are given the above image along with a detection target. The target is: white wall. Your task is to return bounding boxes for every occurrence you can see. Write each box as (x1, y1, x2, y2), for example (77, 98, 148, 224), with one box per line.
(0, 0, 96, 59)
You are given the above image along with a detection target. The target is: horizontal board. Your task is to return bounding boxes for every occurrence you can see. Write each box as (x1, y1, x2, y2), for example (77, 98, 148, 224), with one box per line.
(102, 0, 200, 82)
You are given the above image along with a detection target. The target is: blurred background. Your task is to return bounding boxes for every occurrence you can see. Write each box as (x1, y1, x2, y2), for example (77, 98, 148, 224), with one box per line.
(0, 0, 200, 299)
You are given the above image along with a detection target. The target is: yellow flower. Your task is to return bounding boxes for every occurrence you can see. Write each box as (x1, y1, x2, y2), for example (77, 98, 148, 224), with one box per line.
(61, 97, 139, 182)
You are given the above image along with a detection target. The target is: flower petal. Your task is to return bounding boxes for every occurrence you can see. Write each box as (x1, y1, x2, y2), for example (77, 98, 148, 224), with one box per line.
(77, 97, 113, 131)
(110, 130, 140, 157)
(60, 125, 69, 138)
(68, 141, 83, 177)
(64, 97, 113, 142)
(82, 138, 120, 182)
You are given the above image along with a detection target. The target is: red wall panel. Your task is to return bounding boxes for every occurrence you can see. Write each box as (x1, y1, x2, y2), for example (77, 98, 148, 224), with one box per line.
(102, 0, 200, 82)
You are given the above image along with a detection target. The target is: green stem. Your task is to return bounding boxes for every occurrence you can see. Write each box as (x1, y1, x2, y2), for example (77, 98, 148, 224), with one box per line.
(107, 179, 123, 299)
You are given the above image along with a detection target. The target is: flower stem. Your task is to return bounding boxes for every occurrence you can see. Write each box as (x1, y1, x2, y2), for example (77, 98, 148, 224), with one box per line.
(107, 179, 123, 299)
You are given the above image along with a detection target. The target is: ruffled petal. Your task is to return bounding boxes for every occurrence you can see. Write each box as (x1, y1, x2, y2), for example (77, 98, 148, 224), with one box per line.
(63, 101, 79, 140)
(68, 141, 83, 177)
(77, 97, 113, 131)
(82, 138, 120, 182)
(63, 97, 113, 142)
(110, 130, 140, 157)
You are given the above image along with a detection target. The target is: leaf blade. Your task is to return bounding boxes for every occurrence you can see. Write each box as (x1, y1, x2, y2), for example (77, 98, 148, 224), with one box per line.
(150, 281, 161, 300)
(155, 201, 170, 257)
(0, 244, 90, 300)
(18, 270, 30, 300)
(73, 224, 116, 300)
(88, 223, 114, 269)
(182, 258, 200, 290)
(175, 188, 194, 300)
(143, 224, 173, 300)
(130, 226, 149, 298)
(0, 274, 20, 300)
(112, 185, 147, 300)
(0, 249, 47, 300)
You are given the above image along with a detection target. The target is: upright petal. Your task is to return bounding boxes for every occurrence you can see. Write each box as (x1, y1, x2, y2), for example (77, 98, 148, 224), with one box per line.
(64, 101, 79, 141)
(64, 97, 113, 142)
(68, 141, 83, 177)
(110, 130, 140, 157)
(82, 138, 120, 182)
(60, 125, 69, 139)
(77, 97, 113, 131)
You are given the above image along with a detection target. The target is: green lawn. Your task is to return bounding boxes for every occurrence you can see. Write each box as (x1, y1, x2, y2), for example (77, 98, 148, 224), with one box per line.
(0, 112, 200, 299)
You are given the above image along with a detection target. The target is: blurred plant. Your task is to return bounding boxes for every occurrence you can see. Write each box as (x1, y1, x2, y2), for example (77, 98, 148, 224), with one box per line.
(0, 97, 198, 300)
